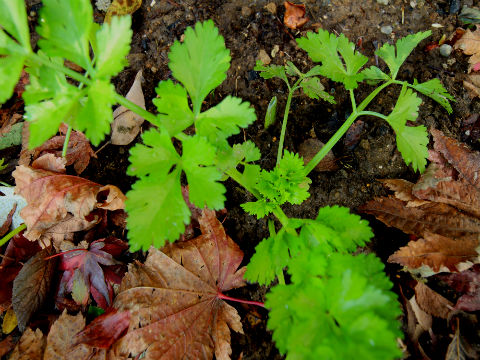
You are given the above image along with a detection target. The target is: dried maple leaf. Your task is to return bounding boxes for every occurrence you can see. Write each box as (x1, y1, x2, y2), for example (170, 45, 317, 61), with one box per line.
(284, 1, 309, 29)
(57, 237, 128, 309)
(13, 154, 125, 244)
(12, 247, 57, 331)
(8, 327, 45, 360)
(110, 209, 246, 360)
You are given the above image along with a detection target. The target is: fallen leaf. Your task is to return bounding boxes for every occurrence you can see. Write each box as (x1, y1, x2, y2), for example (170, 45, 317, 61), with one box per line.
(13, 155, 125, 243)
(439, 265, 480, 311)
(111, 70, 145, 145)
(284, 1, 308, 30)
(0, 335, 16, 358)
(110, 209, 246, 360)
(2, 307, 18, 334)
(454, 27, 480, 72)
(389, 232, 480, 276)
(8, 327, 45, 360)
(414, 281, 453, 319)
(12, 247, 57, 331)
(0, 186, 27, 230)
(445, 326, 475, 360)
(44, 310, 107, 360)
(381, 179, 429, 206)
(57, 238, 128, 309)
(105, 0, 143, 23)
(0, 113, 22, 137)
(298, 138, 338, 172)
(409, 295, 432, 333)
(74, 309, 130, 349)
(0, 203, 16, 237)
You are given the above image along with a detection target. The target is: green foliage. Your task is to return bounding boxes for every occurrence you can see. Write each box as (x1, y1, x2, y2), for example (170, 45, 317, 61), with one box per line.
(411, 78, 454, 114)
(0, 159, 7, 172)
(264, 96, 277, 129)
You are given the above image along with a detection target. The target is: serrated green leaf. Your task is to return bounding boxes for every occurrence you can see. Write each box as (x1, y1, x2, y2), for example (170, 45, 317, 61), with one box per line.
(94, 16, 132, 78)
(376, 31, 431, 79)
(0, 0, 31, 49)
(182, 135, 225, 209)
(169, 20, 230, 115)
(241, 200, 275, 219)
(254, 60, 288, 84)
(411, 78, 454, 114)
(152, 80, 194, 136)
(300, 77, 335, 103)
(37, 0, 93, 69)
(234, 163, 261, 194)
(125, 169, 189, 251)
(264, 96, 277, 129)
(233, 141, 261, 162)
(297, 29, 368, 90)
(196, 96, 256, 146)
(75, 80, 115, 146)
(361, 66, 390, 84)
(304, 65, 323, 78)
(285, 61, 302, 77)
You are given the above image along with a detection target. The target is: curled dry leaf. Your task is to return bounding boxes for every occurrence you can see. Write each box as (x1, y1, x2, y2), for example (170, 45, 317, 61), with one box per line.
(284, 1, 309, 29)
(111, 70, 145, 145)
(12, 247, 57, 332)
(110, 209, 246, 360)
(8, 327, 45, 360)
(105, 0, 143, 23)
(13, 154, 125, 243)
(414, 281, 453, 319)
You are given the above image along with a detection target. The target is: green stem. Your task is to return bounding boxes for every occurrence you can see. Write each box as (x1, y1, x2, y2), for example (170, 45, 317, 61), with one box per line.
(61, 126, 73, 158)
(305, 80, 393, 175)
(29, 53, 91, 85)
(114, 93, 158, 124)
(0, 223, 26, 247)
(277, 271, 286, 285)
(349, 89, 357, 112)
(357, 111, 388, 120)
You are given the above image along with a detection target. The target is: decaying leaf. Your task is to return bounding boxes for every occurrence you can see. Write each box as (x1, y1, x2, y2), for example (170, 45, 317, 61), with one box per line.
(0, 203, 16, 237)
(284, 1, 308, 30)
(2, 307, 18, 334)
(13, 154, 125, 244)
(110, 209, 246, 360)
(12, 247, 57, 332)
(414, 281, 453, 319)
(298, 138, 338, 172)
(440, 265, 480, 311)
(111, 71, 145, 145)
(454, 27, 480, 98)
(105, 0, 143, 23)
(445, 325, 475, 360)
(0, 335, 16, 358)
(8, 327, 45, 360)
(0, 186, 27, 231)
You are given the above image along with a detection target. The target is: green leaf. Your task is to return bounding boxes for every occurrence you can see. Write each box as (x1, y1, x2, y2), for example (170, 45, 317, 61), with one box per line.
(300, 77, 335, 103)
(241, 199, 276, 219)
(0, 123, 23, 150)
(152, 80, 194, 136)
(234, 164, 261, 194)
(94, 16, 132, 78)
(75, 80, 115, 146)
(169, 20, 230, 115)
(0, 55, 27, 104)
(297, 29, 368, 90)
(376, 31, 431, 79)
(254, 60, 288, 84)
(361, 66, 390, 84)
(411, 78, 454, 114)
(0, 0, 31, 49)
(37, 0, 93, 69)
(285, 61, 302, 77)
(196, 96, 256, 146)
(264, 96, 277, 129)
(233, 141, 261, 162)
(384, 85, 427, 172)
(182, 135, 225, 209)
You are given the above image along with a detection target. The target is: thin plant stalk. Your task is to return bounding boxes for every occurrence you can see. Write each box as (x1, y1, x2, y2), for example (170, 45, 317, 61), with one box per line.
(0, 223, 26, 247)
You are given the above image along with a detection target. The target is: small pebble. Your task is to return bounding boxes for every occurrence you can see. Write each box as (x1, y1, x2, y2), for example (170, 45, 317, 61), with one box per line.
(380, 25, 393, 35)
(257, 49, 271, 65)
(241, 6, 252, 17)
(271, 45, 280, 58)
(265, 2, 277, 14)
(439, 44, 453, 57)
(376, 0, 389, 4)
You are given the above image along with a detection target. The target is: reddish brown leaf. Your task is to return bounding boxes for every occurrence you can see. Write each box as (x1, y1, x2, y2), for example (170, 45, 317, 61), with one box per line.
(0, 335, 16, 357)
(414, 281, 453, 319)
(439, 265, 480, 311)
(12, 247, 57, 331)
(284, 1, 308, 29)
(8, 327, 45, 360)
(44, 310, 107, 359)
(389, 233, 480, 276)
(74, 309, 130, 349)
(380, 179, 428, 206)
(110, 209, 246, 360)
(0, 203, 16, 237)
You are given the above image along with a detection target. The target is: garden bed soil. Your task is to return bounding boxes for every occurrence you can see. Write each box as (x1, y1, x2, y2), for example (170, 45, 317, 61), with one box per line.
(1, 0, 477, 358)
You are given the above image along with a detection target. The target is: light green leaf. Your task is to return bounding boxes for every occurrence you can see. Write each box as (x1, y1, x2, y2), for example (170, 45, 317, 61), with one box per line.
(75, 80, 115, 146)
(361, 66, 390, 84)
(0, 0, 31, 48)
(411, 78, 454, 114)
(254, 60, 288, 84)
(300, 77, 335, 103)
(386, 85, 422, 132)
(233, 141, 261, 162)
(169, 20, 230, 115)
(241, 199, 276, 219)
(264, 96, 277, 129)
(395, 125, 429, 173)
(182, 135, 225, 209)
(285, 61, 302, 77)
(0, 54, 27, 104)
(376, 31, 431, 79)
(94, 16, 132, 78)
(297, 29, 368, 90)
(152, 80, 194, 136)
(0, 123, 23, 150)
(37, 0, 93, 69)
(196, 96, 256, 146)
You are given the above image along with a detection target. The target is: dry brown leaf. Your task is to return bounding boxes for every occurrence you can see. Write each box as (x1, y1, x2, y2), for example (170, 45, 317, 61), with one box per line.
(298, 139, 338, 172)
(44, 310, 106, 360)
(454, 27, 480, 71)
(0, 203, 16, 237)
(111, 71, 145, 145)
(13, 154, 125, 243)
(8, 327, 45, 360)
(389, 233, 480, 276)
(409, 296, 432, 333)
(414, 281, 453, 319)
(0, 113, 22, 136)
(105, 0, 143, 23)
(110, 209, 246, 360)
(381, 179, 429, 207)
(284, 1, 308, 29)
(0, 335, 16, 358)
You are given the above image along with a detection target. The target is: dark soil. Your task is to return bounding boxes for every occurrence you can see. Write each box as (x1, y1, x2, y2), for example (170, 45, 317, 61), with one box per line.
(2, 0, 477, 359)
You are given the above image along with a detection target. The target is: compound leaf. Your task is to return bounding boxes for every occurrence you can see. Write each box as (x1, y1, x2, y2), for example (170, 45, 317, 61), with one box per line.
(254, 60, 288, 84)
(169, 20, 230, 115)
(361, 66, 390, 84)
(300, 77, 335, 103)
(0, 0, 30, 48)
(411, 78, 454, 114)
